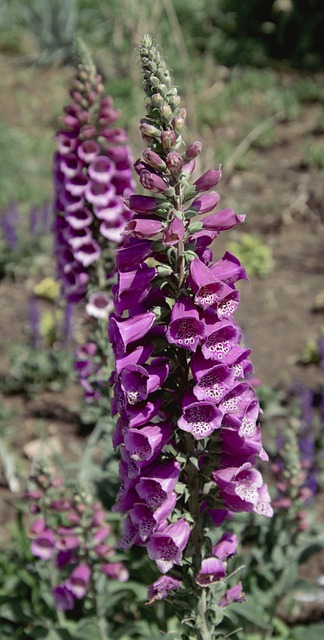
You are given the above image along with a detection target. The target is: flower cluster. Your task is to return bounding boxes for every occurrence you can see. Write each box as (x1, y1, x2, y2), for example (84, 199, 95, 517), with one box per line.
(54, 40, 135, 304)
(109, 34, 272, 615)
(26, 464, 128, 611)
(53, 40, 135, 403)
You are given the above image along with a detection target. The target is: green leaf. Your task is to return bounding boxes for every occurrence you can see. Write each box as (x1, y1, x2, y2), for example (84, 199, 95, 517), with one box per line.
(75, 619, 102, 640)
(228, 596, 269, 630)
(291, 624, 324, 640)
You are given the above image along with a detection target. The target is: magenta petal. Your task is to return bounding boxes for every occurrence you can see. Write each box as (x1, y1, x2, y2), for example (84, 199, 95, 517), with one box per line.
(202, 208, 245, 231)
(147, 519, 190, 573)
(147, 575, 181, 602)
(31, 529, 56, 560)
(195, 557, 227, 586)
(212, 532, 238, 559)
(66, 563, 91, 599)
(53, 584, 75, 611)
(178, 399, 223, 439)
(191, 191, 220, 214)
(136, 460, 180, 510)
(124, 218, 163, 238)
(109, 311, 156, 356)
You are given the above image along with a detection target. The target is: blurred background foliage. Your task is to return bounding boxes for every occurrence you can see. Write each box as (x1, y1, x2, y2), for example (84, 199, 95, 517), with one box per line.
(1, 0, 323, 69)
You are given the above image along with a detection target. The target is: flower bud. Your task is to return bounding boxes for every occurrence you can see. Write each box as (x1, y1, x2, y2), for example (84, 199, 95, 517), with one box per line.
(139, 170, 169, 193)
(172, 116, 185, 133)
(161, 130, 176, 150)
(139, 122, 161, 139)
(151, 93, 164, 107)
(143, 148, 166, 170)
(185, 141, 202, 160)
(166, 152, 183, 175)
(160, 105, 173, 123)
(193, 167, 222, 192)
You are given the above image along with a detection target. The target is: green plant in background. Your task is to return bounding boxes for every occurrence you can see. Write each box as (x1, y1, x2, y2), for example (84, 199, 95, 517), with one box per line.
(304, 141, 324, 170)
(227, 233, 274, 278)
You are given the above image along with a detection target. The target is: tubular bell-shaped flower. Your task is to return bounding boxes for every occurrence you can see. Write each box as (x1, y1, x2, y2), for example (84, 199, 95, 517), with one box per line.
(109, 34, 272, 635)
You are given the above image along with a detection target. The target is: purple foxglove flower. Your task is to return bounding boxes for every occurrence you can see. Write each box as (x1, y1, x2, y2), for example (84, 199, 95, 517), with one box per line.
(217, 289, 240, 320)
(56, 550, 74, 568)
(178, 392, 223, 439)
(163, 217, 185, 246)
(28, 518, 46, 537)
(193, 167, 222, 192)
(73, 239, 101, 267)
(219, 582, 245, 607)
(126, 194, 162, 213)
(212, 532, 238, 559)
(62, 190, 85, 213)
(59, 155, 81, 178)
(147, 574, 181, 602)
(117, 514, 142, 549)
(31, 528, 56, 560)
(130, 492, 177, 541)
(66, 564, 91, 599)
(85, 291, 113, 319)
(125, 397, 162, 428)
(201, 319, 240, 361)
(99, 219, 125, 243)
(109, 311, 156, 357)
(116, 238, 153, 271)
(219, 382, 257, 421)
(94, 199, 123, 222)
(213, 463, 272, 516)
(136, 460, 180, 510)
(189, 258, 234, 310)
(88, 156, 115, 183)
(147, 519, 190, 573)
(210, 251, 249, 285)
(191, 355, 236, 403)
(115, 344, 153, 375)
(220, 425, 266, 466)
(85, 181, 116, 207)
(56, 132, 77, 155)
(190, 191, 220, 214)
(114, 266, 157, 315)
(77, 139, 100, 162)
(64, 226, 92, 249)
(101, 562, 129, 582)
(56, 535, 80, 551)
(65, 174, 88, 197)
(123, 218, 163, 238)
(53, 584, 75, 611)
(139, 170, 169, 193)
(120, 358, 169, 405)
(166, 295, 205, 352)
(66, 208, 93, 230)
(124, 424, 171, 464)
(195, 557, 227, 586)
(202, 208, 245, 231)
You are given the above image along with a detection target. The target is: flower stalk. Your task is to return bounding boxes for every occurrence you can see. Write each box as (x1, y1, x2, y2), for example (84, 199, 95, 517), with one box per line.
(109, 34, 272, 637)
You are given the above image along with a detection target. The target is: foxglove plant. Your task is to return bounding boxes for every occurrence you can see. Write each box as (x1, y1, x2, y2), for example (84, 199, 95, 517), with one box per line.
(109, 35, 272, 638)
(26, 463, 129, 613)
(53, 39, 135, 405)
